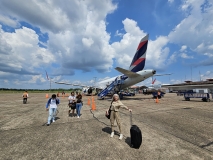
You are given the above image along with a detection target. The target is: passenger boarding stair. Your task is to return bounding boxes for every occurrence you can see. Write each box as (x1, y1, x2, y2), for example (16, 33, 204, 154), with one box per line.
(98, 77, 123, 99)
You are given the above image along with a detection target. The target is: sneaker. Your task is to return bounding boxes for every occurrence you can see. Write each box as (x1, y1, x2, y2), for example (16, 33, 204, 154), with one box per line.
(77, 116, 79, 118)
(53, 120, 55, 122)
(110, 132, 114, 138)
(119, 134, 123, 140)
(47, 124, 50, 126)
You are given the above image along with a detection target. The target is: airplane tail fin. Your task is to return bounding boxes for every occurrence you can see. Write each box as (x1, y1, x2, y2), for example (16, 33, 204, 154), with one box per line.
(152, 78, 156, 85)
(45, 71, 49, 80)
(129, 34, 149, 72)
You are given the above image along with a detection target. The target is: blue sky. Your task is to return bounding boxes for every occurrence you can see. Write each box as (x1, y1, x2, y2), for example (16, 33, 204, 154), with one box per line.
(0, 0, 213, 89)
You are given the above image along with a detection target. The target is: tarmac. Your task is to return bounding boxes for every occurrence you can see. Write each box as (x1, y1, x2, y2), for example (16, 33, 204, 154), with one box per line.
(0, 93, 213, 159)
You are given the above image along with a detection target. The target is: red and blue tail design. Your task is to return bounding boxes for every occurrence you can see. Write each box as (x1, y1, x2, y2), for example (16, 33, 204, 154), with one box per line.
(129, 34, 149, 72)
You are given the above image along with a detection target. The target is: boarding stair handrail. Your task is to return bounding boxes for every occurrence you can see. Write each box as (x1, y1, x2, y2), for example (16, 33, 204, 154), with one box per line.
(97, 77, 123, 99)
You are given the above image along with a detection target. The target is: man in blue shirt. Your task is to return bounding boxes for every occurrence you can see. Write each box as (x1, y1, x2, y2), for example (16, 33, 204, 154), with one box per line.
(46, 94, 60, 126)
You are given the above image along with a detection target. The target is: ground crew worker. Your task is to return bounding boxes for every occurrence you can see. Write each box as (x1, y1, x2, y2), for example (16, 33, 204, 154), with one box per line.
(22, 91, 28, 104)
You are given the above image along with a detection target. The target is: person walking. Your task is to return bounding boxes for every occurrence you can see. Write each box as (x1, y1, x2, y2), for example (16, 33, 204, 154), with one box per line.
(76, 93, 83, 118)
(68, 92, 76, 117)
(46, 94, 60, 126)
(22, 91, 28, 104)
(106, 94, 132, 140)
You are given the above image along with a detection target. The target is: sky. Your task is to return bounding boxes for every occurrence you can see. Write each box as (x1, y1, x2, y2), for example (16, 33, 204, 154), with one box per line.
(0, 0, 213, 89)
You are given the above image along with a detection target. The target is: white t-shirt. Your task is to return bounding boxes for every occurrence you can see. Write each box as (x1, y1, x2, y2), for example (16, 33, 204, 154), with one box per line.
(68, 95, 76, 103)
(49, 99, 58, 109)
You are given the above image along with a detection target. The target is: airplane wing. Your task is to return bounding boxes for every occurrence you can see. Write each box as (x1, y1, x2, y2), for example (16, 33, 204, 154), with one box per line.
(115, 67, 141, 78)
(155, 73, 172, 76)
(53, 82, 86, 87)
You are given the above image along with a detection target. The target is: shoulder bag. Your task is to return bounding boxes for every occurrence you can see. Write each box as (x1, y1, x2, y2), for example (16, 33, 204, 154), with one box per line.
(105, 102, 112, 119)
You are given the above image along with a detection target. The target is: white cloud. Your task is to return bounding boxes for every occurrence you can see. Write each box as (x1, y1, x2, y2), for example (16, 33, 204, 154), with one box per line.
(146, 36, 169, 69)
(180, 45, 187, 51)
(0, 15, 19, 28)
(43, 0, 117, 74)
(14, 80, 21, 85)
(28, 75, 46, 84)
(168, 0, 213, 60)
(208, 44, 213, 50)
(0, 0, 118, 77)
(115, 30, 124, 37)
(170, 79, 182, 84)
(167, 53, 177, 64)
(200, 71, 213, 80)
(111, 18, 170, 70)
(2, 0, 213, 89)
(180, 53, 193, 59)
(51, 76, 62, 82)
(82, 37, 94, 47)
(4, 79, 8, 83)
(98, 76, 111, 82)
(0, 26, 54, 75)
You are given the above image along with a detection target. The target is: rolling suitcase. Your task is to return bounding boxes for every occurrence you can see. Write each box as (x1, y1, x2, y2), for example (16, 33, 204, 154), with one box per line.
(130, 112, 142, 149)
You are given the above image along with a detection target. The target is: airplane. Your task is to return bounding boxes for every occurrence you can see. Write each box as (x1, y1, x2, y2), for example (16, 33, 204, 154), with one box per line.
(142, 78, 162, 95)
(46, 34, 167, 99)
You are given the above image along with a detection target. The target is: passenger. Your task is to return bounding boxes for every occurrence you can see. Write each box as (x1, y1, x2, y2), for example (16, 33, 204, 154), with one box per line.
(62, 91, 65, 96)
(46, 94, 60, 126)
(106, 94, 132, 140)
(22, 91, 28, 104)
(157, 91, 161, 99)
(68, 92, 76, 117)
(76, 93, 83, 118)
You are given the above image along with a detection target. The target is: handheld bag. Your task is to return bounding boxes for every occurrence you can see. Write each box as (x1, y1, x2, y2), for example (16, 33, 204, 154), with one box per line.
(105, 109, 111, 119)
(105, 102, 112, 119)
(69, 103, 76, 109)
(130, 112, 142, 149)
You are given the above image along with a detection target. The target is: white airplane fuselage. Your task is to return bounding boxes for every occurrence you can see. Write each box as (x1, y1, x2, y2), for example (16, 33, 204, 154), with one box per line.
(97, 69, 156, 90)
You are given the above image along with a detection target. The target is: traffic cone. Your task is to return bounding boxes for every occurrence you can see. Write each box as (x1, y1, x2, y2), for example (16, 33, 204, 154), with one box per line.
(156, 97, 159, 103)
(91, 101, 96, 110)
(46, 94, 49, 98)
(87, 98, 91, 106)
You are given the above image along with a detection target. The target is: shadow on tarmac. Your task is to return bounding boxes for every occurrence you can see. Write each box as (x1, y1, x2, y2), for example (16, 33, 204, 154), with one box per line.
(102, 127, 132, 147)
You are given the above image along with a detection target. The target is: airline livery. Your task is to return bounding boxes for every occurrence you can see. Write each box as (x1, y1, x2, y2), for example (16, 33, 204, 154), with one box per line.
(47, 34, 158, 98)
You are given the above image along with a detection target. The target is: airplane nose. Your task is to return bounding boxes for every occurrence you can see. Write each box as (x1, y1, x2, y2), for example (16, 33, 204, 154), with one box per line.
(152, 70, 156, 74)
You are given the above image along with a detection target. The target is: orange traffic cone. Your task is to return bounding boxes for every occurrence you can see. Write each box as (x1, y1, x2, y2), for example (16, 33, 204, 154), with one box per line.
(46, 94, 49, 98)
(156, 97, 159, 103)
(87, 98, 91, 106)
(91, 101, 96, 110)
